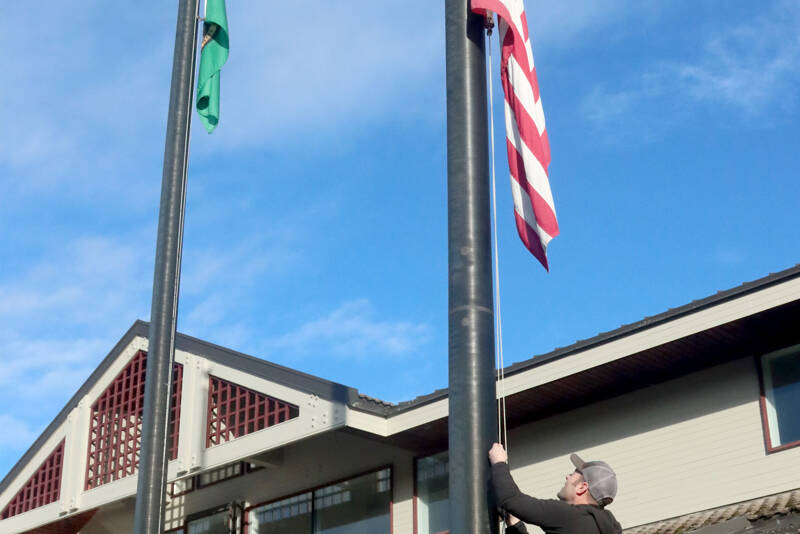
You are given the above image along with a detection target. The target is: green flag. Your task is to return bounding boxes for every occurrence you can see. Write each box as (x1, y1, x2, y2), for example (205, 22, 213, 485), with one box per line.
(196, 0, 229, 133)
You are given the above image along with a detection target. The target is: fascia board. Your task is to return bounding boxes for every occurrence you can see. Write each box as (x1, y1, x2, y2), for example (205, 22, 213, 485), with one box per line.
(343, 397, 449, 437)
(201, 415, 344, 471)
(75, 459, 182, 515)
(345, 407, 390, 436)
(386, 398, 449, 434)
(380, 276, 800, 435)
(500, 275, 800, 397)
(0, 501, 61, 534)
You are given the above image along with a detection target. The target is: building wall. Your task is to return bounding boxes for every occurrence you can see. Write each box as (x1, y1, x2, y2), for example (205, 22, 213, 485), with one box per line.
(81, 500, 136, 534)
(80, 429, 414, 533)
(12, 353, 799, 533)
(505, 356, 800, 530)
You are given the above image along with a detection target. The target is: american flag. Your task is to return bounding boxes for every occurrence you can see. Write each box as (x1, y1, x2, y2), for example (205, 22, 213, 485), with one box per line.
(472, 0, 558, 270)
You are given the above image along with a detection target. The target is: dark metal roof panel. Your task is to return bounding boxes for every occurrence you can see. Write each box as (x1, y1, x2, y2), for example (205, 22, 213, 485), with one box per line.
(360, 263, 800, 416)
(381, 296, 800, 452)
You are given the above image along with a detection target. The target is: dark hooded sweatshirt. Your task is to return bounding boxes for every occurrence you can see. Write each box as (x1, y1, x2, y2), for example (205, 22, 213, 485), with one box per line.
(492, 462, 622, 534)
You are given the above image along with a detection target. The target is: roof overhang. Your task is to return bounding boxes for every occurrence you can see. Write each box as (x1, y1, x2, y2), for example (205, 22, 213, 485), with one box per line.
(364, 266, 800, 451)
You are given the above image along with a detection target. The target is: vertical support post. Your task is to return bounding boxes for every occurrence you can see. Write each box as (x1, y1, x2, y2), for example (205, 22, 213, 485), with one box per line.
(133, 0, 199, 533)
(176, 354, 207, 476)
(445, 0, 498, 533)
(59, 395, 90, 516)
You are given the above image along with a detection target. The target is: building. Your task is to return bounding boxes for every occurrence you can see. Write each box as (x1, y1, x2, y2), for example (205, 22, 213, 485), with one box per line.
(1, 265, 799, 534)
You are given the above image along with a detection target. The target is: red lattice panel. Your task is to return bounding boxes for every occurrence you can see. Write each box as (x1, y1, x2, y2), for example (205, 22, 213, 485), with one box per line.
(206, 375, 299, 447)
(84, 350, 183, 489)
(1, 440, 65, 519)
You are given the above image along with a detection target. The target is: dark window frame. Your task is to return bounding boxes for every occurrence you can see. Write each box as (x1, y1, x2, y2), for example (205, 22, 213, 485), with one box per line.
(168, 476, 196, 498)
(168, 460, 263, 499)
(196, 461, 246, 490)
(756, 346, 800, 454)
(243, 464, 393, 534)
(182, 501, 246, 534)
(413, 450, 450, 534)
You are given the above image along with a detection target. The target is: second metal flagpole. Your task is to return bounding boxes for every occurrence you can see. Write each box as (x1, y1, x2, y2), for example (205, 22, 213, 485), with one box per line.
(133, 1, 199, 533)
(445, 0, 499, 532)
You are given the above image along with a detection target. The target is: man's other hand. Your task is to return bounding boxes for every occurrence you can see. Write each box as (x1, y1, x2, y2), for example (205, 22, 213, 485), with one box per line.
(488, 442, 508, 465)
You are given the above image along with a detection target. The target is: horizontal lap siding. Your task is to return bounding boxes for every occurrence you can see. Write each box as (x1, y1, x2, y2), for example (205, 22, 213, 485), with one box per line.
(506, 358, 800, 529)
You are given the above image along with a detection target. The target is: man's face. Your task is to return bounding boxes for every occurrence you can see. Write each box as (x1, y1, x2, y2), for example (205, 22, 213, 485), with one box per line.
(556, 470, 585, 503)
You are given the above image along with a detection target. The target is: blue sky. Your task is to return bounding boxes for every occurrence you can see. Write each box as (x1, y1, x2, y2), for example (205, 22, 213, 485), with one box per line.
(2, 1, 799, 477)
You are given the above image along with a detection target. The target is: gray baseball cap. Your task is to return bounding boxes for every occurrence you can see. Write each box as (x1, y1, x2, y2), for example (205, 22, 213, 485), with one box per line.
(570, 453, 617, 506)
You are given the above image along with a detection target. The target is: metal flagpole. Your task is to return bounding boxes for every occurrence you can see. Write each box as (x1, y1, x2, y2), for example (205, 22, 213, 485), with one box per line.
(444, 0, 499, 533)
(133, 1, 199, 533)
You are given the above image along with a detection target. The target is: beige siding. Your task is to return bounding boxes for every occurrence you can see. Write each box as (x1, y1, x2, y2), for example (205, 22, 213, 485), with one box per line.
(505, 357, 800, 530)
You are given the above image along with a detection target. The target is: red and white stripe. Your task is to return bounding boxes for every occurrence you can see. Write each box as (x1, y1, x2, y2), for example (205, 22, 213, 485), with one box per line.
(472, 0, 558, 270)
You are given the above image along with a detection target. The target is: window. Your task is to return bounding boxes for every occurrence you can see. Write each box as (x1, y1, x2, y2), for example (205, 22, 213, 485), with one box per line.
(187, 508, 231, 534)
(198, 462, 243, 488)
(415, 452, 449, 534)
(247, 468, 392, 534)
(169, 477, 195, 497)
(314, 468, 391, 533)
(250, 493, 312, 534)
(168, 461, 261, 498)
(760, 345, 800, 451)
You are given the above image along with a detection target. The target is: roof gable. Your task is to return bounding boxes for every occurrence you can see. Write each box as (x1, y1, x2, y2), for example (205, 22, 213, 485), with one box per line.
(0, 320, 356, 514)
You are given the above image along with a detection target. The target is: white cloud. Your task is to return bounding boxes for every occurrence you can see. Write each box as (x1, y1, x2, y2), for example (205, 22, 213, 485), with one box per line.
(176, 225, 305, 345)
(268, 299, 431, 359)
(0, 415, 39, 449)
(0, 232, 152, 414)
(198, 1, 446, 152)
(526, 1, 654, 48)
(710, 248, 745, 266)
(0, 5, 170, 199)
(182, 293, 243, 335)
(673, 20, 800, 113)
(580, 87, 636, 124)
(0, 0, 664, 200)
(181, 234, 299, 298)
(0, 235, 152, 327)
(1, 2, 448, 172)
(580, 2, 800, 129)
(0, 331, 107, 384)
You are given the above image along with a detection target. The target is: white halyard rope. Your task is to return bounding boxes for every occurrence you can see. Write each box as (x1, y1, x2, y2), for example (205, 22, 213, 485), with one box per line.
(486, 13, 509, 452)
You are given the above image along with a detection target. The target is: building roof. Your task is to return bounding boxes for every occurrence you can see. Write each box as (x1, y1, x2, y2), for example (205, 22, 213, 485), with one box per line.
(3, 263, 800, 495)
(360, 263, 800, 416)
(624, 489, 800, 534)
(0, 320, 361, 497)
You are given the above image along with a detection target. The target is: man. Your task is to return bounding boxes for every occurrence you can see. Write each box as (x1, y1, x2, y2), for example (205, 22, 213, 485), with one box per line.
(488, 443, 622, 534)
